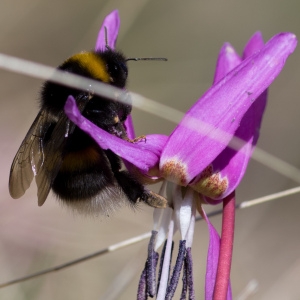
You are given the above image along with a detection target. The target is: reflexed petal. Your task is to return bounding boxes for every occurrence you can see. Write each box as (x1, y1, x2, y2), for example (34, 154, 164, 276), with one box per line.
(242, 31, 264, 59)
(140, 134, 168, 158)
(196, 88, 267, 200)
(64, 96, 164, 171)
(191, 34, 267, 199)
(213, 43, 241, 84)
(123, 133, 168, 183)
(197, 204, 221, 300)
(205, 222, 221, 300)
(124, 114, 136, 139)
(95, 10, 120, 52)
(160, 33, 297, 185)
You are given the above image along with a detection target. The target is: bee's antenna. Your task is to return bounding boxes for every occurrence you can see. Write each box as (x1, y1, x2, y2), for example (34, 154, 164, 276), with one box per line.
(104, 26, 167, 62)
(126, 57, 167, 62)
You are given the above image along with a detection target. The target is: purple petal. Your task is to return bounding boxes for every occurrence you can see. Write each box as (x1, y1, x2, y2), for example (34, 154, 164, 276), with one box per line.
(123, 134, 168, 182)
(160, 33, 297, 185)
(95, 10, 120, 52)
(199, 205, 221, 300)
(191, 34, 267, 200)
(213, 43, 241, 84)
(64, 96, 165, 172)
(141, 134, 168, 157)
(124, 114, 136, 139)
(242, 31, 264, 59)
(197, 86, 267, 200)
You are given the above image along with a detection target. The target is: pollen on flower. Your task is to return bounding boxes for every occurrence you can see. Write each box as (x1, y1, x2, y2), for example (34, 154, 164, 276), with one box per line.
(160, 159, 188, 186)
(190, 164, 228, 198)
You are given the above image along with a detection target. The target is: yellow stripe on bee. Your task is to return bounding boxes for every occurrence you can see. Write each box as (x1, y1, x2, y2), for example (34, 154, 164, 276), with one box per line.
(66, 52, 110, 83)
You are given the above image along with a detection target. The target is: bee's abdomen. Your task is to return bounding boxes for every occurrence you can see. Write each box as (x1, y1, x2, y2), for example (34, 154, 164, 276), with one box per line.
(59, 146, 101, 172)
(52, 144, 116, 201)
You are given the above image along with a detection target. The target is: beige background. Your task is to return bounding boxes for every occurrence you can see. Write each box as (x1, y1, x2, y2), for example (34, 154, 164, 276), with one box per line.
(0, 0, 300, 299)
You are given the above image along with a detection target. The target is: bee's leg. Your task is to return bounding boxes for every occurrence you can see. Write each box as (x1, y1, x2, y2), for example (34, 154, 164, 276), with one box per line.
(104, 150, 167, 208)
(114, 170, 167, 208)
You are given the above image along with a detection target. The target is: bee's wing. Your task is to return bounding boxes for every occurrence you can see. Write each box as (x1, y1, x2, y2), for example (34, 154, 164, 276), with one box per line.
(9, 108, 73, 206)
(35, 95, 91, 205)
(9, 110, 52, 200)
(10, 94, 89, 206)
(35, 113, 74, 206)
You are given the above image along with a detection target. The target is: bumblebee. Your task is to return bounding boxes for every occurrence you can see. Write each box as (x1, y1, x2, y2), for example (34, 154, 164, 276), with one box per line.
(9, 48, 167, 215)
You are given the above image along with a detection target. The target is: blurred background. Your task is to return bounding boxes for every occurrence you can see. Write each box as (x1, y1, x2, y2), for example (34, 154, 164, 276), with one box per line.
(0, 0, 300, 299)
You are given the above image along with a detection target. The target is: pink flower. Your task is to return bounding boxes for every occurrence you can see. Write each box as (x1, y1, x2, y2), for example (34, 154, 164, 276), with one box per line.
(63, 10, 297, 300)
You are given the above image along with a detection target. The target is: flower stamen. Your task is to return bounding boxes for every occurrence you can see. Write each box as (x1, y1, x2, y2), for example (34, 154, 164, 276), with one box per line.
(146, 231, 159, 297)
(186, 247, 195, 299)
(165, 240, 187, 300)
(180, 258, 188, 300)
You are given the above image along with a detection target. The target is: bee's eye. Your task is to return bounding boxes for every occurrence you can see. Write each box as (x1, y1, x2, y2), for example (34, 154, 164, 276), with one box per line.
(107, 61, 128, 87)
(119, 62, 128, 77)
(109, 62, 128, 78)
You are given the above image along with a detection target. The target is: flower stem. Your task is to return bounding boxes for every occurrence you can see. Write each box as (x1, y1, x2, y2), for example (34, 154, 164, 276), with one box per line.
(213, 191, 235, 300)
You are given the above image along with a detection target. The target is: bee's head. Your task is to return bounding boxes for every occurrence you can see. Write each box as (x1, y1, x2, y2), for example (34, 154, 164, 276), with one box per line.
(97, 49, 128, 88)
